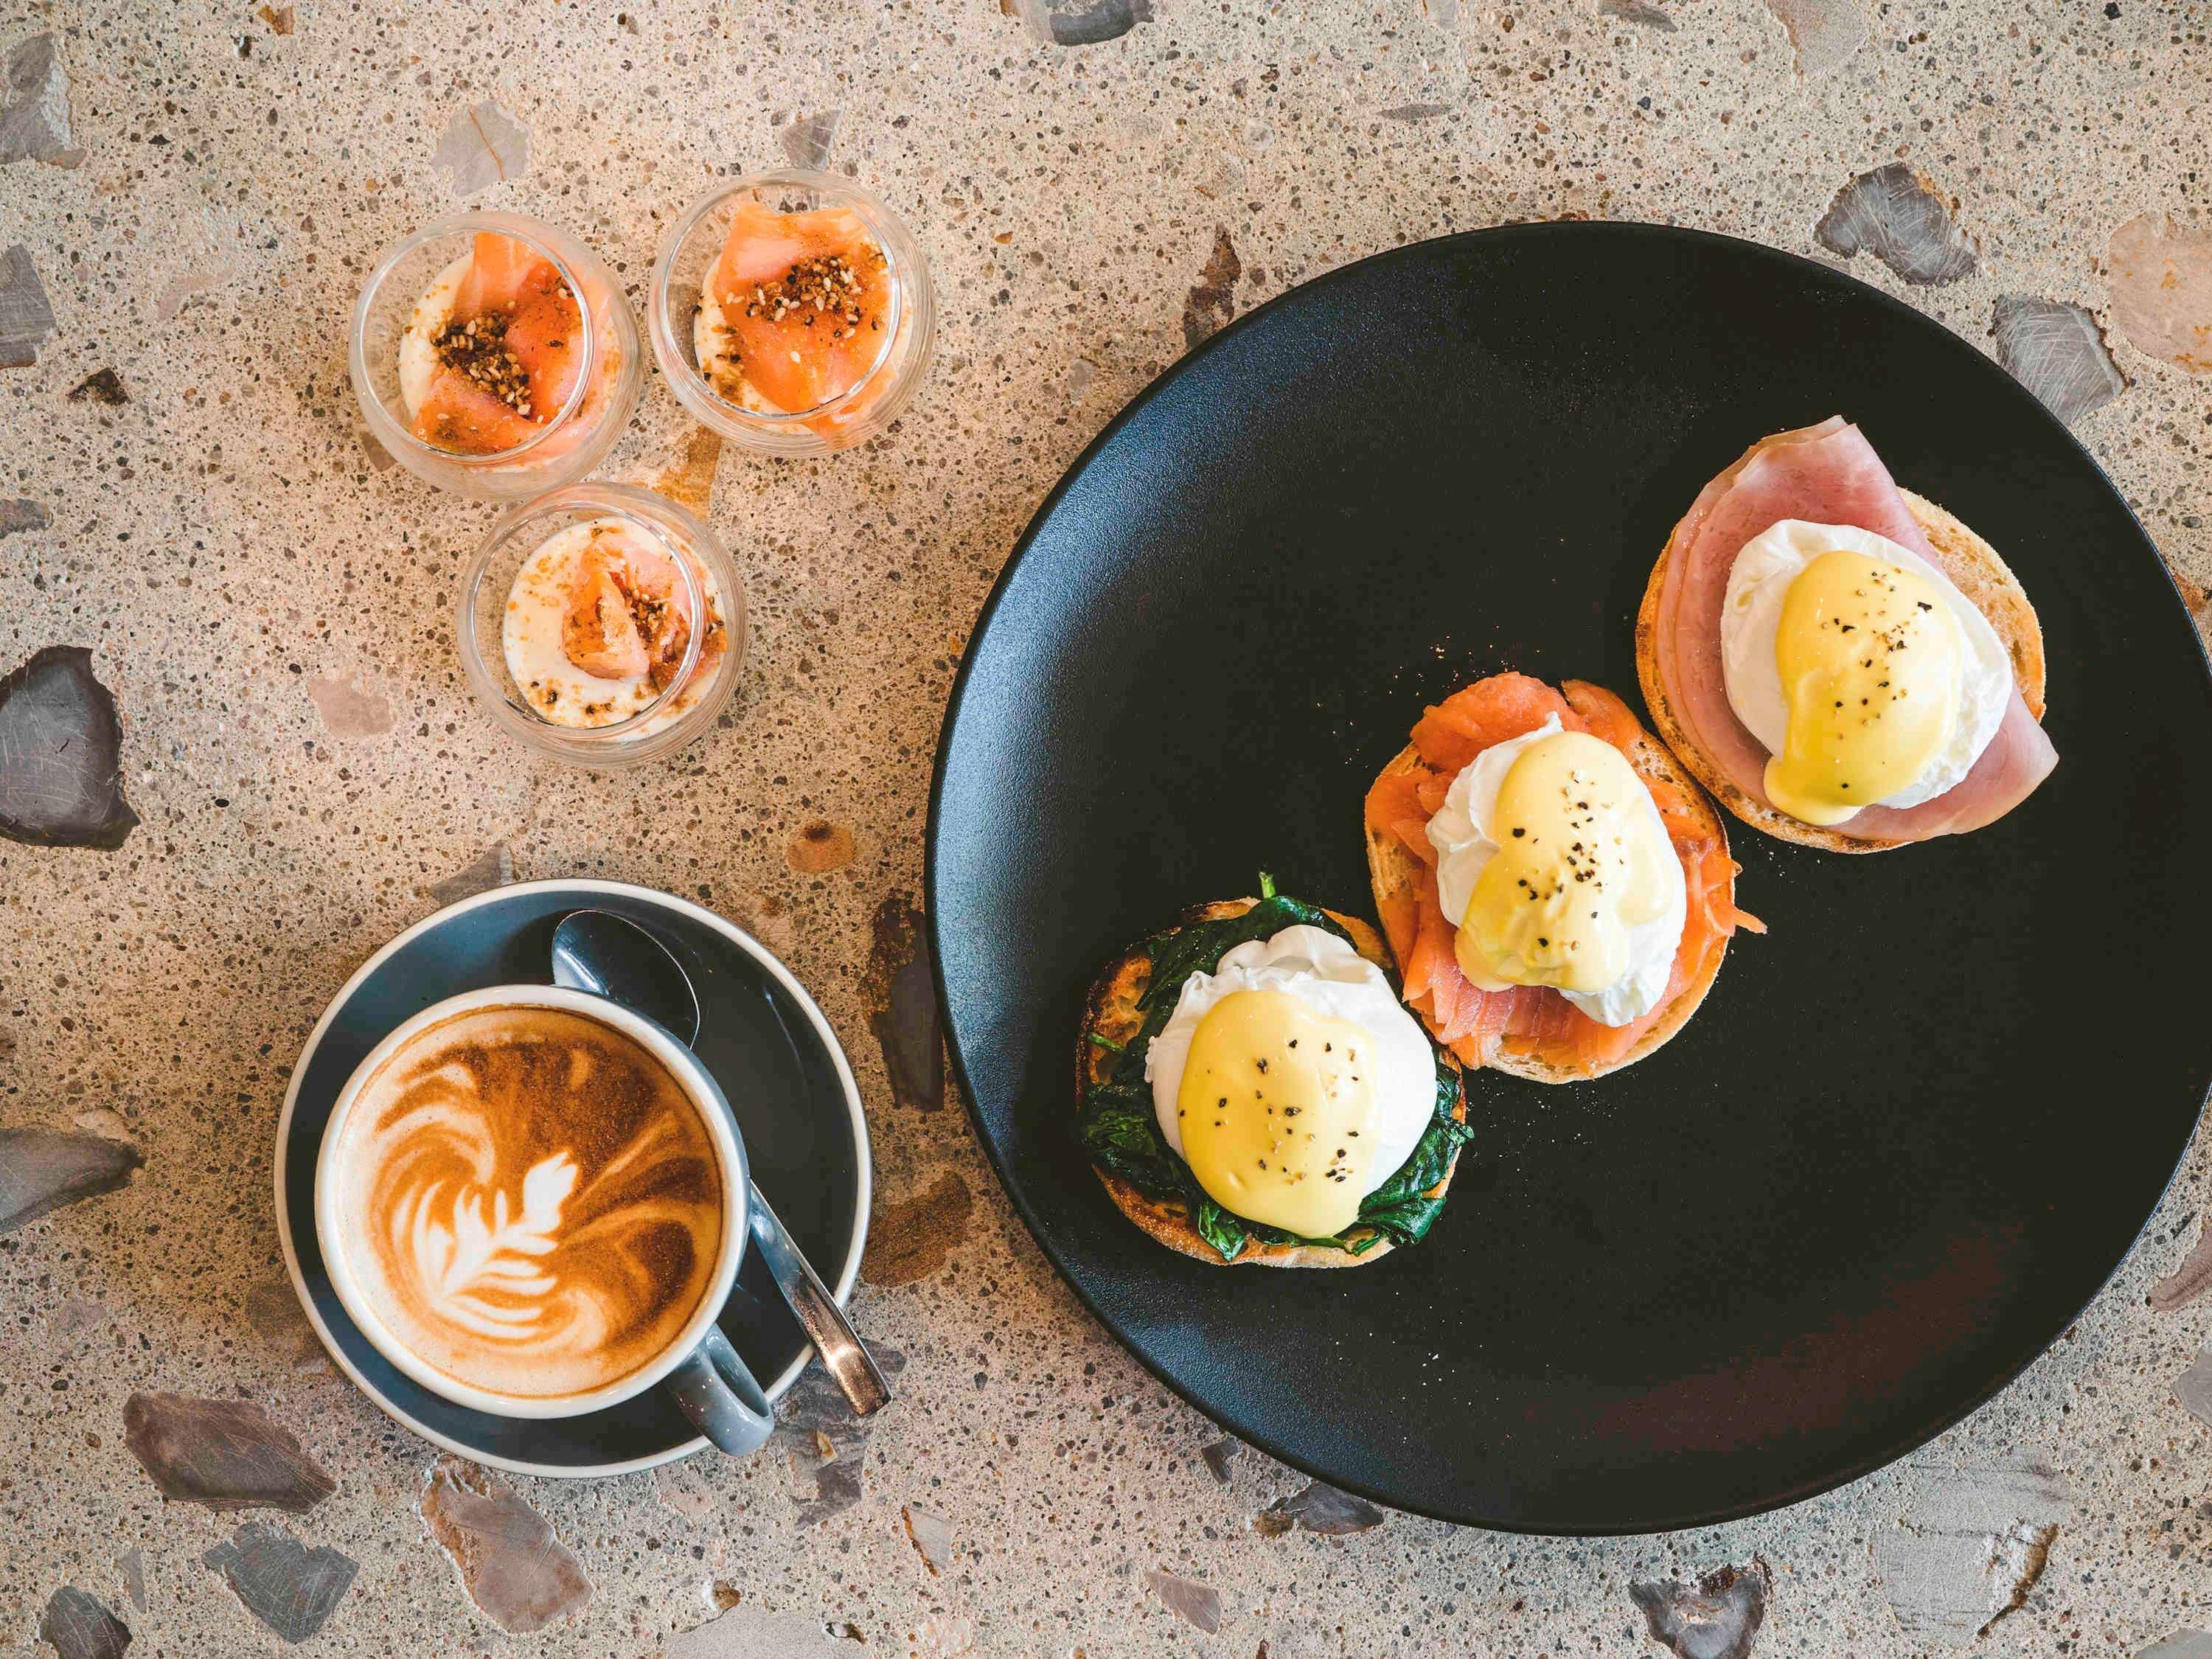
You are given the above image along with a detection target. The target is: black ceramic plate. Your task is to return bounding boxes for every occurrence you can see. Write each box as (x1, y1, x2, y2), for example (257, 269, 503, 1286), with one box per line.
(275, 880, 868, 1477)
(929, 222, 2212, 1534)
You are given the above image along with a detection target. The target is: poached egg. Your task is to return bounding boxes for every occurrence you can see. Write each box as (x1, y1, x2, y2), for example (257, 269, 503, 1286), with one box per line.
(1720, 520, 2010, 825)
(1425, 717, 1686, 1028)
(1145, 925, 1436, 1237)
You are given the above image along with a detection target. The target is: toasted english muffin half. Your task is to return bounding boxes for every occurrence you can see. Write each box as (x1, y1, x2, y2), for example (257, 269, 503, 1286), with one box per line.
(1635, 491, 2048, 854)
(1363, 700, 1734, 1084)
(1078, 897, 1467, 1268)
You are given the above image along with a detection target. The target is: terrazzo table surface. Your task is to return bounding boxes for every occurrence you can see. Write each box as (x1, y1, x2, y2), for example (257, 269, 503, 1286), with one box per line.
(4, 1, 2211, 1655)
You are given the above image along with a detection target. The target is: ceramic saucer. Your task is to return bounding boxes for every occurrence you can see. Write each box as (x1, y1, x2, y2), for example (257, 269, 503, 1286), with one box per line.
(275, 879, 869, 1477)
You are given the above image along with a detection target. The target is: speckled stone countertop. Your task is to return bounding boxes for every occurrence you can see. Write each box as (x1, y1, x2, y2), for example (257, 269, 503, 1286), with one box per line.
(3, 1, 2211, 1655)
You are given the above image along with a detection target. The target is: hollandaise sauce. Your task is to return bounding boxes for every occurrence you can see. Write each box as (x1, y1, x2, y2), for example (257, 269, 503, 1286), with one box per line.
(1454, 731, 1673, 998)
(1765, 549, 1962, 826)
(1175, 990, 1379, 1236)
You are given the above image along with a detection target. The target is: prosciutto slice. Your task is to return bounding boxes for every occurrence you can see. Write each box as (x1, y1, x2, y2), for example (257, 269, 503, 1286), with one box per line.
(1652, 417, 2056, 842)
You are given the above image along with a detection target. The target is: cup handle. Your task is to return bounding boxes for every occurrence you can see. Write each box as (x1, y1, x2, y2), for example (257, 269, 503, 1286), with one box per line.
(748, 1189, 893, 1416)
(664, 1325, 775, 1456)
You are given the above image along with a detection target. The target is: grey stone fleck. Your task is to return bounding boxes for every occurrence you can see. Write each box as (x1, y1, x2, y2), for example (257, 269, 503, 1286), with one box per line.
(305, 670, 394, 738)
(668, 1606, 838, 1658)
(2173, 1346, 2212, 1427)
(47, 1293, 106, 1344)
(0, 649, 138, 849)
(773, 1346, 909, 1523)
(0, 498, 50, 537)
(2107, 213, 2212, 375)
(242, 1277, 327, 1371)
(655, 1458, 717, 1520)
(2140, 1633, 2212, 1659)
(867, 896, 942, 1113)
(1182, 226, 1242, 351)
(122, 1392, 337, 1514)
(431, 100, 529, 195)
(908, 1613, 975, 1655)
(1760, 0, 1866, 75)
(903, 1504, 954, 1575)
(201, 1520, 358, 1644)
(1815, 164, 1979, 286)
(38, 1587, 131, 1659)
(152, 269, 230, 323)
(1993, 295, 2126, 425)
(418, 1455, 592, 1634)
(424, 841, 512, 905)
(780, 110, 841, 170)
(1253, 1480, 1387, 1537)
(0, 242, 55, 366)
(1011, 0, 1155, 46)
(1145, 1567, 1222, 1634)
(1599, 0, 1679, 31)
(1874, 1455, 2070, 1646)
(1629, 1559, 1769, 1659)
(66, 367, 127, 405)
(1201, 1438, 1239, 1484)
(1, 34, 83, 169)
(355, 425, 396, 471)
(0, 1125, 142, 1234)
(1422, 0, 1460, 24)
(1377, 101, 1452, 120)
(116, 1548, 147, 1614)
(2150, 1216, 2212, 1311)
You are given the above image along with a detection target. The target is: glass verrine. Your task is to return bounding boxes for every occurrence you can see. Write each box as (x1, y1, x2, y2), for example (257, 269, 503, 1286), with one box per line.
(649, 170, 936, 456)
(458, 482, 745, 767)
(352, 212, 643, 500)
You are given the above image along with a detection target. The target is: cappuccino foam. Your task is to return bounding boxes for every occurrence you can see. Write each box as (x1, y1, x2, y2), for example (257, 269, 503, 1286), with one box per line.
(332, 1005, 726, 1400)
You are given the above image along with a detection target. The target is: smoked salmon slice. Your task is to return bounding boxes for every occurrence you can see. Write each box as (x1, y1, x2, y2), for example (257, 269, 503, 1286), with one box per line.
(557, 531, 719, 694)
(703, 199, 893, 428)
(412, 233, 585, 456)
(1407, 671, 1579, 773)
(1366, 673, 1760, 1077)
(413, 374, 540, 454)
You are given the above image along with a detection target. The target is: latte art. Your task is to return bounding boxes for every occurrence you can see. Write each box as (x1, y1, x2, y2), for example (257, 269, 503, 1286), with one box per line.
(401, 1148, 578, 1343)
(333, 1006, 726, 1399)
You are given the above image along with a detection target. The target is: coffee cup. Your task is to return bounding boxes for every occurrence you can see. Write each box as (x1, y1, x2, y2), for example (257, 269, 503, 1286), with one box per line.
(315, 984, 778, 1454)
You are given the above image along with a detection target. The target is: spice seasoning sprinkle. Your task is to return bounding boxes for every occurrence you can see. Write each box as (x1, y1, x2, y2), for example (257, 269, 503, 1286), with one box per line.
(741, 248, 885, 343)
(431, 310, 535, 419)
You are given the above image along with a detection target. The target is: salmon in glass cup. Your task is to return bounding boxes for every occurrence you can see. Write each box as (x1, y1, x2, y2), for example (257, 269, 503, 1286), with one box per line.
(352, 212, 643, 500)
(650, 171, 936, 457)
(458, 482, 745, 768)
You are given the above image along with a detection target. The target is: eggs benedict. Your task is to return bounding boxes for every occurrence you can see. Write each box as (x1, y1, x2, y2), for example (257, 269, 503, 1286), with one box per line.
(1365, 673, 1760, 1082)
(1076, 884, 1471, 1266)
(1637, 418, 2056, 851)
